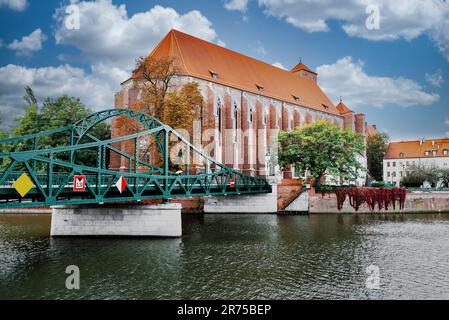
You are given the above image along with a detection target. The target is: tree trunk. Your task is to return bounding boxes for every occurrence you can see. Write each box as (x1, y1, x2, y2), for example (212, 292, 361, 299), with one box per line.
(314, 173, 323, 190)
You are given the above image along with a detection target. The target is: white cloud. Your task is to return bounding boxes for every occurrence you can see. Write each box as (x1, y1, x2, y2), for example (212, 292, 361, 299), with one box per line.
(425, 69, 444, 87)
(0, 0, 27, 11)
(0, 1, 221, 129)
(224, 0, 250, 12)
(272, 62, 286, 70)
(258, 0, 449, 60)
(0, 64, 117, 129)
(7, 28, 47, 56)
(255, 40, 267, 55)
(317, 56, 439, 109)
(54, 1, 220, 72)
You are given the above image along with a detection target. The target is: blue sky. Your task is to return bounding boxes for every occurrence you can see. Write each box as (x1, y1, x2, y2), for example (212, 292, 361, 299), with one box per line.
(0, 0, 448, 141)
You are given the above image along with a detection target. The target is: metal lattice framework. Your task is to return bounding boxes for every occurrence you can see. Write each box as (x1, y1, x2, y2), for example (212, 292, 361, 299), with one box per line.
(0, 109, 271, 208)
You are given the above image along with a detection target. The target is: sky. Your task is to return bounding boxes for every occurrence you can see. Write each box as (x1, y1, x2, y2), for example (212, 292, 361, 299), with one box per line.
(0, 0, 448, 141)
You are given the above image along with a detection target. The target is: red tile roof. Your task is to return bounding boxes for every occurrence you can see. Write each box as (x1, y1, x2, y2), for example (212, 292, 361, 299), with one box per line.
(290, 62, 317, 75)
(134, 29, 341, 116)
(335, 101, 353, 115)
(385, 139, 449, 159)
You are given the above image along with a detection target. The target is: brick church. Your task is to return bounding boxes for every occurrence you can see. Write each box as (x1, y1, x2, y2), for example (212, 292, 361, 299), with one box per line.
(111, 29, 377, 210)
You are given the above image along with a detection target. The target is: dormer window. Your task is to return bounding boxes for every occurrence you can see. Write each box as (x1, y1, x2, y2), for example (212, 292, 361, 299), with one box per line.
(432, 150, 438, 157)
(444, 149, 448, 156)
(399, 152, 404, 157)
(255, 84, 264, 92)
(322, 104, 329, 110)
(209, 70, 218, 79)
(424, 150, 430, 156)
(292, 94, 300, 102)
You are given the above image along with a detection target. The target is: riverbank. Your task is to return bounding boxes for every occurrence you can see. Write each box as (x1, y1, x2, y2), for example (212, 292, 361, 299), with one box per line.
(2, 191, 449, 215)
(309, 192, 449, 214)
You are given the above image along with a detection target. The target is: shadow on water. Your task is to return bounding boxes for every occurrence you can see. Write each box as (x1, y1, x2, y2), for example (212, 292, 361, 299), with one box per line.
(2, 212, 449, 299)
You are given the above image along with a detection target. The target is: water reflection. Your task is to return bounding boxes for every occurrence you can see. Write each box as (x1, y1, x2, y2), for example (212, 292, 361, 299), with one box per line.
(1, 213, 449, 299)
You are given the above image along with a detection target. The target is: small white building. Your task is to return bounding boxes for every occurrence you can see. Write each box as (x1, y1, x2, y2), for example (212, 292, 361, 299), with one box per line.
(383, 138, 449, 186)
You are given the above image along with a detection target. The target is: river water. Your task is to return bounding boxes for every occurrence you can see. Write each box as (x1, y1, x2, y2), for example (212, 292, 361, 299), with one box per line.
(1, 213, 449, 299)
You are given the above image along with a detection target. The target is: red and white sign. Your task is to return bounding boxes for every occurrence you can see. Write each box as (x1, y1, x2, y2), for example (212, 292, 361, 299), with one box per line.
(73, 175, 86, 192)
(229, 178, 235, 188)
(116, 176, 127, 194)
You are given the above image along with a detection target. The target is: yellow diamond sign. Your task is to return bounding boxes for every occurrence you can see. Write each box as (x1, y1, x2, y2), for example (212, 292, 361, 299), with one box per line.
(13, 173, 34, 197)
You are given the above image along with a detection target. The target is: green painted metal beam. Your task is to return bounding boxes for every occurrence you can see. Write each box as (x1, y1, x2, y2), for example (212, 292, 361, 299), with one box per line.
(0, 109, 271, 209)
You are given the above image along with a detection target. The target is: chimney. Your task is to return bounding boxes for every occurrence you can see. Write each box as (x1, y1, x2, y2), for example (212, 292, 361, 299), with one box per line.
(354, 113, 366, 136)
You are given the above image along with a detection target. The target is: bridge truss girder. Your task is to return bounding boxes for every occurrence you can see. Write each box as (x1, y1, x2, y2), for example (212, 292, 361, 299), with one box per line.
(0, 109, 271, 208)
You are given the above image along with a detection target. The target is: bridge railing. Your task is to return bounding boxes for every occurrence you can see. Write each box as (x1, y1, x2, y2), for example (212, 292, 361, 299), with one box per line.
(0, 109, 271, 208)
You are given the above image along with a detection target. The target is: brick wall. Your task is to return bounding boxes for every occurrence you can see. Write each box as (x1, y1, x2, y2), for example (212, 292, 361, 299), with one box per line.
(277, 178, 303, 210)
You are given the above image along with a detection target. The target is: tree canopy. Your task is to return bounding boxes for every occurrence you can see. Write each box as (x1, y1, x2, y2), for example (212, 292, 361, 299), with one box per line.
(134, 57, 203, 131)
(366, 132, 389, 181)
(164, 82, 203, 131)
(401, 165, 441, 188)
(0, 86, 110, 170)
(135, 56, 179, 121)
(278, 120, 365, 185)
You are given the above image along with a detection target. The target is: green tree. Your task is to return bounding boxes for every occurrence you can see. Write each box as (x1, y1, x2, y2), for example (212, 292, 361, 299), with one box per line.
(6, 87, 110, 169)
(366, 132, 389, 181)
(0, 116, 8, 168)
(401, 165, 440, 188)
(278, 120, 365, 187)
(440, 168, 449, 187)
(0, 116, 6, 139)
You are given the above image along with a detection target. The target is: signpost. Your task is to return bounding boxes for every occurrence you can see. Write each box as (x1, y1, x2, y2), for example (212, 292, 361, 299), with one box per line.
(73, 175, 86, 192)
(116, 176, 127, 194)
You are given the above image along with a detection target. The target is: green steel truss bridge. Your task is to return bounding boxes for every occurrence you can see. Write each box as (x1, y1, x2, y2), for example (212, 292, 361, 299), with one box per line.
(0, 109, 271, 209)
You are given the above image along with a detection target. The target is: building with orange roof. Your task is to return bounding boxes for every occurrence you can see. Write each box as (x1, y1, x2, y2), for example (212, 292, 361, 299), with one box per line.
(112, 29, 378, 205)
(365, 124, 379, 139)
(384, 138, 449, 186)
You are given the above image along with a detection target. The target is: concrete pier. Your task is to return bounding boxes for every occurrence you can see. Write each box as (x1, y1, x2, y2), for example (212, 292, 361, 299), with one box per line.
(51, 203, 182, 237)
(204, 185, 278, 213)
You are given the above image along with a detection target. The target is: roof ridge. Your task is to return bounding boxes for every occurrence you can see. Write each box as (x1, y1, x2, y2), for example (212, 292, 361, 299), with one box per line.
(138, 29, 341, 116)
(170, 29, 309, 81)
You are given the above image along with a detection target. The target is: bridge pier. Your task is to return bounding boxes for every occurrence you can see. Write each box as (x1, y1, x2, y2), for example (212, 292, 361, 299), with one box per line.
(204, 185, 278, 213)
(50, 203, 182, 237)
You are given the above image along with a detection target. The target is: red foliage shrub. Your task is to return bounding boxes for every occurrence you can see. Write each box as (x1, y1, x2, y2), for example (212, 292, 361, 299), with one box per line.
(335, 187, 407, 212)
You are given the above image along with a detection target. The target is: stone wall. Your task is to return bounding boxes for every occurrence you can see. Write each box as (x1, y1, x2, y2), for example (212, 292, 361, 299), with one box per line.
(51, 204, 182, 237)
(309, 192, 449, 213)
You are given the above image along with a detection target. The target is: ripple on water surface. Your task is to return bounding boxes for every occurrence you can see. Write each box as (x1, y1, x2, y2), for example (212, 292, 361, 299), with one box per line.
(1, 213, 449, 299)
